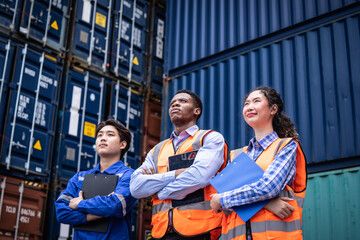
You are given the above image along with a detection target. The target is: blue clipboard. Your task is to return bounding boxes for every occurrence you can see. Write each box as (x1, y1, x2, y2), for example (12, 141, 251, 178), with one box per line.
(210, 152, 269, 222)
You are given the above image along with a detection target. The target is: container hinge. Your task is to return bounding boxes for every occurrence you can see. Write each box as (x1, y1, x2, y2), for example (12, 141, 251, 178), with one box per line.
(12, 141, 27, 149)
(80, 152, 93, 159)
(0, 3, 15, 13)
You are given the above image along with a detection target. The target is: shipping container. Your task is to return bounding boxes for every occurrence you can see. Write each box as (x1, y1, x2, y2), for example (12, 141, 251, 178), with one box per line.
(18, 0, 71, 50)
(110, 0, 148, 83)
(109, 82, 143, 168)
(0, 175, 48, 239)
(162, 10, 360, 173)
(55, 66, 107, 181)
(0, 0, 24, 32)
(165, 0, 360, 72)
(70, 0, 113, 71)
(0, 41, 62, 182)
(150, 3, 165, 93)
(302, 167, 360, 240)
(0, 0, 70, 50)
(0, 36, 16, 132)
(69, 0, 148, 85)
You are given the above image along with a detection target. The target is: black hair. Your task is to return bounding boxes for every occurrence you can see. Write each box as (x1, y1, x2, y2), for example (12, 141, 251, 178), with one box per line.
(174, 89, 203, 120)
(96, 119, 132, 159)
(244, 86, 299, 139)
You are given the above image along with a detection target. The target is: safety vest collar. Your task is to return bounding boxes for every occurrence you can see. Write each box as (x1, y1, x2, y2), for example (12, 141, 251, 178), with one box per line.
(152, 130, 213, 173)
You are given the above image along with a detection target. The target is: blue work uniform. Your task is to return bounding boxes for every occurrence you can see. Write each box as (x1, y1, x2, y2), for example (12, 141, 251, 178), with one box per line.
(55, 160, 137, 240)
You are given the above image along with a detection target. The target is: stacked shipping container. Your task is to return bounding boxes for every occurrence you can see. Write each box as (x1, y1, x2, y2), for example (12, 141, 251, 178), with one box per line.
(163, 0, 360, 239)
(0, 0, 166, 239)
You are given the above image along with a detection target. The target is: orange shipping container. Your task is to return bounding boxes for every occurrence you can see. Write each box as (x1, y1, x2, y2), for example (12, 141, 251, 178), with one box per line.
(0, 175, 48, 239)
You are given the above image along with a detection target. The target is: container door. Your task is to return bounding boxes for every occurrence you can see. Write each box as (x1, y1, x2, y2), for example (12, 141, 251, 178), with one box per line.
(110, 81, 142, 167)
(111, 0, 147, 83)
(72, 0, 113, 71)
(0, 175, 48, 239)
(0, 0, 23, 32)
(58, 68, 106, 181)
(1, 44, 61, 180)
(19, 0, 70, 50)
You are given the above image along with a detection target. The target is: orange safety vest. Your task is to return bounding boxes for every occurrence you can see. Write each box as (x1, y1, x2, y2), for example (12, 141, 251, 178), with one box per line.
(221, 138, 307, 240)
(151, 130, 228, 239)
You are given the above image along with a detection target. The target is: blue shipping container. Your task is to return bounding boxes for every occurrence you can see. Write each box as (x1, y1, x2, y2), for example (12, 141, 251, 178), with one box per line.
(0, 0, 24, 32)
(71, 0, 113, 71)
(110, 0, 148, 83)
(109, 82, 142, 165)
(57, 66, 106, 181)
(162, 12, 360, 172)
(18, 0, 71, 50)
(0, 36, 16, 131)
(0, 42, 62, 181)
(165, 0, 360, 71)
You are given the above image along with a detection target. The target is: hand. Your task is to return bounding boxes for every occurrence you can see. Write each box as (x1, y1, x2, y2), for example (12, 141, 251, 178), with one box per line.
(86, 213, 102, 222)
(69, 191, 84, 210)
(210, 194, 222, 213)
(142, 167, 156, 175)
(175, 168, 187, 178)
(264, 197, 295, 219)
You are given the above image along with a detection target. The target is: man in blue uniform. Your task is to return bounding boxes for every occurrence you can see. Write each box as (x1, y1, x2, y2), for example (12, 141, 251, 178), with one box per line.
(55, 119, 137, 240)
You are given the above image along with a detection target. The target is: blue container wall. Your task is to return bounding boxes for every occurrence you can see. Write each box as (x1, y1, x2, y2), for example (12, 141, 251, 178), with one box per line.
(162, 13, 360, 171)
(0, 42, 62, 181)
(57, 67, 107, 181)
(0, 36, 15, 131)
(109, 84, 143, 168)
(165, 0, 360, 72)
(150, 5, 165, 93)
(0, 0, 24, 32)
(71, 0, 113, 70)
(71, 0, 148, 84)
(0, 0, 70, 50)
(110, 0, 147, 83)
(302, 167, 360, 240)
(19, 0, 71, 50)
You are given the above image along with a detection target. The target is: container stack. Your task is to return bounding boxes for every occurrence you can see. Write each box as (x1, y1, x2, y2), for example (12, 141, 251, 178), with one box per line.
(0, 0, 166, 239)
(162, 1, 360, 239)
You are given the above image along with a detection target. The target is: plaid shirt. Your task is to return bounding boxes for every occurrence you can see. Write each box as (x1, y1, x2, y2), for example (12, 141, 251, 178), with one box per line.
(220, 132, 297, 209)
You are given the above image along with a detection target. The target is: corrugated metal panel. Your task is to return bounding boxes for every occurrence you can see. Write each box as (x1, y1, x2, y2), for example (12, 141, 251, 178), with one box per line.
(0, 175, 48, 239)
(162, 13, 360, 171)
(0, 0, 71, 50)
(0, 42, 62, 181)
(165, 0, 360, 71)
(18, 0, 71, 50)
(302, 167, 360, 240)
(56, 66, 107, 181)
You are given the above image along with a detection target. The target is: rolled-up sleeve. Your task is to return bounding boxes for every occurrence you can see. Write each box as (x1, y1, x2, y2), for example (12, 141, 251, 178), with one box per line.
(130, 150, 175, 199)
(157, 132, 225, 200)
(220, 140, 297, 209)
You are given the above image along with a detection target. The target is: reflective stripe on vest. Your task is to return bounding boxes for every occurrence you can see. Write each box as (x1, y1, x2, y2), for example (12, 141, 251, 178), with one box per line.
(223, 138, 306, 240)
(152, 200, 213, 215)
(152, 202, 172, 215)
(222, 219, 302, 240)
(151, 129, 227, 239)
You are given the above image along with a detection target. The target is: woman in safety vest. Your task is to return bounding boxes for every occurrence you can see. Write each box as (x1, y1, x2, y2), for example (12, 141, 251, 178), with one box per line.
(210, 86, 306, 240)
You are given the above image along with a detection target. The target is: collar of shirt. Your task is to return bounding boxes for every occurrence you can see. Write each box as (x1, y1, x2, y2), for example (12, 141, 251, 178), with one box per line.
(247, 131, 279, 152)
(93, 160, 124, 174)
(170, 125, 199, 149)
